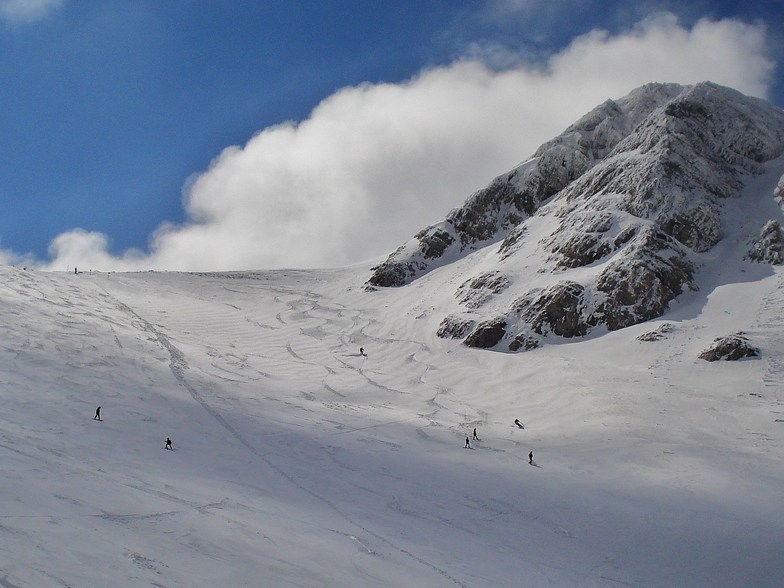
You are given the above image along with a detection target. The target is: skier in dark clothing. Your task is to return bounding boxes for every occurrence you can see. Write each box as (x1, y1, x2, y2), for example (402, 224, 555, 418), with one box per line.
(528, 451, 533, 464)
(359, 347, 366, 357)
(165, 437, 173, 450)
(94, 406, 101, 421)
(514, 418, 524, 429)
(473, 428, 478, 440)
(464, 436, 471, 449)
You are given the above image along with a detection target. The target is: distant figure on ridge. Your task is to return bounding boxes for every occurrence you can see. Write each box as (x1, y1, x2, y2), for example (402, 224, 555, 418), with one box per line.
(94, 406, 101, 421)
(514, 419, 524, 429)
(464, 436, 471, 449)
(359, 347, 366, 357)
(528, 451, 533, 464)
(473, 428, 478, 440)
(165, 437, 173, 450)
(74, 267, 78, 275)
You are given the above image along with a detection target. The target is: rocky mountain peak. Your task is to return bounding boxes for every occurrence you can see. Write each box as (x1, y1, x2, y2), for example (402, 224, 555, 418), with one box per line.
(367, 82, 784, 351)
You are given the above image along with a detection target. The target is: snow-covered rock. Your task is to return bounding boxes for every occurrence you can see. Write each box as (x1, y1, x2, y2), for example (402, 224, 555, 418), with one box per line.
(747, 220, 784, 265)
(368, 83, 688, 287)
(699, 332, 760, 361)
(637, 322, 674, 342)
(368, 82, 784, 351)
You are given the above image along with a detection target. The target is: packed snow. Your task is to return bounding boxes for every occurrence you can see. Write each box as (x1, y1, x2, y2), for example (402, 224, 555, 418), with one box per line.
(1, 258, 783, 587)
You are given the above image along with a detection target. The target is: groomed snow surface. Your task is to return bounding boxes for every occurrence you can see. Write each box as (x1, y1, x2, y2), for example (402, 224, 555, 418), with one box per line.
(1, 264, 782, 587)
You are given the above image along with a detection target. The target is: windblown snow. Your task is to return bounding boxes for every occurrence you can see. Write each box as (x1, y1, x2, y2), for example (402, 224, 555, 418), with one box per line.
(1, 261, 783, 587)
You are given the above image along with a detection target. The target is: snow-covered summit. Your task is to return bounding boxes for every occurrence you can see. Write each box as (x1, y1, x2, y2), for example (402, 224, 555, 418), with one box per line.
(368, 82, 784, 351)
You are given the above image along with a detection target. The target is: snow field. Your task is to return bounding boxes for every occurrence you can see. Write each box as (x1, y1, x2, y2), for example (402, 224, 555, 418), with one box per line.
(0, 265, 782, 586)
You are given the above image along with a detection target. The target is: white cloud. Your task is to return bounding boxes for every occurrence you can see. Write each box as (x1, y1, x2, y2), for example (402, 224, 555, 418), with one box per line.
(40, 13, 775, 272)
(0, 0, 63, 25)
(44, 229, 146, 272)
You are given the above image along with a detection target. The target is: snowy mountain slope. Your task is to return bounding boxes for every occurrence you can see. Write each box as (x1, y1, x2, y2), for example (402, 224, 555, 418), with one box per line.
(1, 265, 783, 586)
(367, 83, 687, 288)
(367, 82, 784, 352)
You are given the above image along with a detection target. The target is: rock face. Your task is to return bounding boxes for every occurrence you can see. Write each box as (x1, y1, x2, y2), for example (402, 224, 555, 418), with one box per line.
(367, 82, 784, 350)
(513, 282, 588, 339)
(699, 333, 760, 361)
(637, 323, 674, 342)
(456, 272, 509, 309)
(368, 83, 685, 288)
(463, 319, 507, 349)
(747, 220, 784, 265)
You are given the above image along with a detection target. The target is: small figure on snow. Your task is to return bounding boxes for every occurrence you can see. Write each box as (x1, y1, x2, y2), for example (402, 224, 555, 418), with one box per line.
(359, 347, 366, 357)
(464, 436, 471, 449)
(74, 267, 78, 275)
(165, 437, 173, 450)
(514, 418, 524, 429)
(94, 406, 101, 421)
(528, 451, 533, 464)
(473, 427, 478, 440)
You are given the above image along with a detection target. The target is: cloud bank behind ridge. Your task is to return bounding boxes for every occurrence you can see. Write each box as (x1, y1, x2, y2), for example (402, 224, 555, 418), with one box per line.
(36, 13, 775, 272)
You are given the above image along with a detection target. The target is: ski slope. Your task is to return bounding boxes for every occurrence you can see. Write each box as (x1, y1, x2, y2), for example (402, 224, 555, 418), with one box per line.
(0, 264, 782, 587)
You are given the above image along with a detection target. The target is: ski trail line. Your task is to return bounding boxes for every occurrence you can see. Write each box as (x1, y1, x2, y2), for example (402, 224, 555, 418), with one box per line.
(102, 286, 468, 588)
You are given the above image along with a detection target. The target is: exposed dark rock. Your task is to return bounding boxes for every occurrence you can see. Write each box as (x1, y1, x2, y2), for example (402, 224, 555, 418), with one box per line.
(449, 178, 531, 248)
(552, 232, 612, 269)
(463, 271, 509, 293)
(367, 258, 425, 288)
(464, 319, 507, 348)
(658, 207, 722, 252)
(613, 225, 638, 248)
(665, 98, 712, 120)
(699, 333, 760, 361)
(513, 281, 588, 338)
(546, 210, 618, 270)
(417, 228, 455, 259)
(746, 220, 784, 265)
(436, 315, 475, 339)
(589, 226, 695, 331)
(457, 272, 509, 308)
(637, 323, 674, 342)
(508, 334, 540, 352)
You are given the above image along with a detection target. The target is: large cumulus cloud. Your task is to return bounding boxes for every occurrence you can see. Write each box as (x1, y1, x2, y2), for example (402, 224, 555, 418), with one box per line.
(41, 13, 774, 272)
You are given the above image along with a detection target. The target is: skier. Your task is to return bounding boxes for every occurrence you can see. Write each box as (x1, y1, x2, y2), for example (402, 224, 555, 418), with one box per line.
(514, 418, 524, 429)
(528, 450, 533, 464)
(94, 406, 101, 421)
(74, 267, 78, 275)
(165, 437, 173, 450)
(464, 436, 471, 449)
(473, 427, 478, 440)
(359, 347, 366, 357)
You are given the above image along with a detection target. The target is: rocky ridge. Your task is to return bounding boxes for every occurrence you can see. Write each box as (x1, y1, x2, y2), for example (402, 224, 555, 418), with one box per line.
(367, 82, 784, 351)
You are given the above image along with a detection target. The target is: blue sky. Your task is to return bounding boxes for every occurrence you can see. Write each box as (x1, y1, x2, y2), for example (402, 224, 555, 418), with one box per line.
(1, 0, 783, 271)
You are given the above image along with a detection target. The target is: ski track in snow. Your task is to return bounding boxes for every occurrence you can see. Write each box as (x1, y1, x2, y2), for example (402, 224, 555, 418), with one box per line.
(1, 266, 783, 587)
(99, 280, 469, 587)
